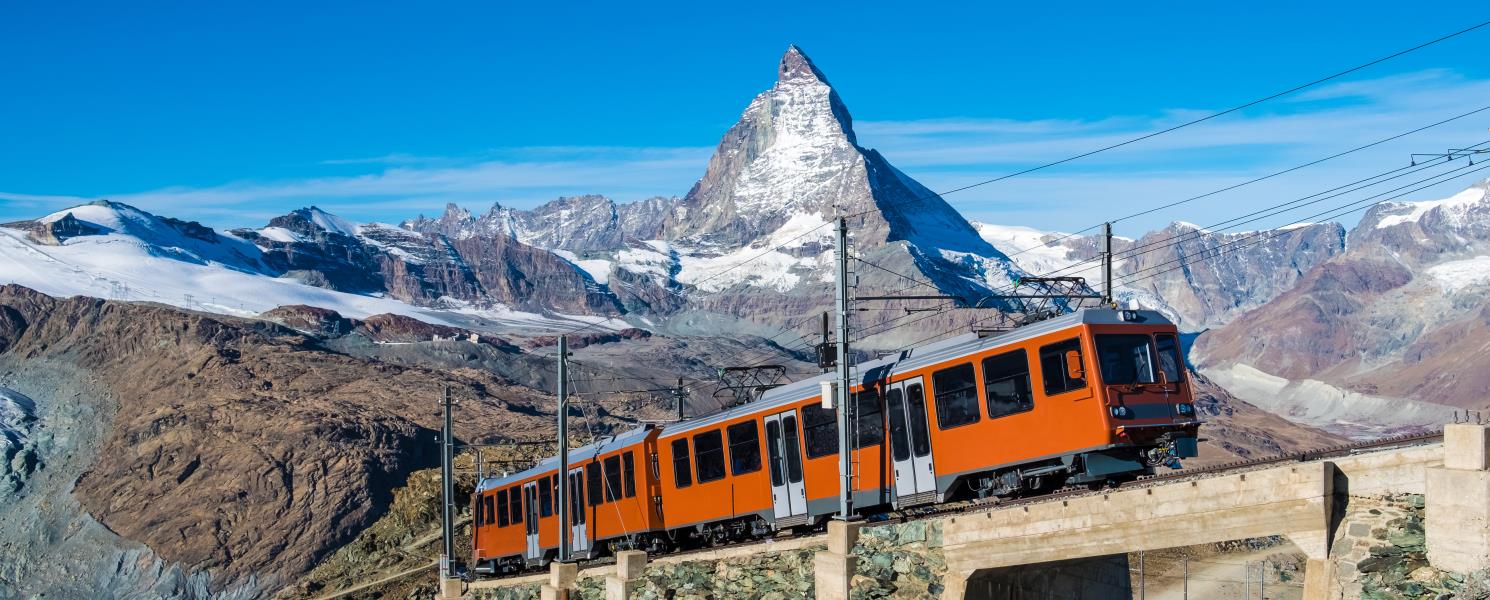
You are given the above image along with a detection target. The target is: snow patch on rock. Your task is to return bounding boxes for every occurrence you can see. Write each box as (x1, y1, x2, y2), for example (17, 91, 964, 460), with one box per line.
(1425, 256, 1490, 292)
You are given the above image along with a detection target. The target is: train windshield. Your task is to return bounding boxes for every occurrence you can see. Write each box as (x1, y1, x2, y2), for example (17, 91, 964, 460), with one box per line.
(1095, 334, 1159, 385)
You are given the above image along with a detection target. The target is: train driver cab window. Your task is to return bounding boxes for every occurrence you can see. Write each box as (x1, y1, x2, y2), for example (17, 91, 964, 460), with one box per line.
(539, 476, 554, 518)
(1039, 338, 1088, 395)
(694, 429, 727, 484)
(496, 488, 510, 527)
(801, 404, 840, 459)
(854, 391, 884, 449)
(483, 494, 496, 526)
(1155, 333, 1184, 385)
(932, 363, 981, 429)
(671, 438, 693, 488)
(983, 349, 1034, 419)
(586, 462, 603, 507)
(475, 493, 485, 525)
(603, 455, 623, 502)
(727, 421, 762, 475)
(1095, 334, 1158, 385)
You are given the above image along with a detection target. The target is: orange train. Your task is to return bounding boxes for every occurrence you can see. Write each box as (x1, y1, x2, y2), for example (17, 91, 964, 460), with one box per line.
(471, 308, 1200, 574)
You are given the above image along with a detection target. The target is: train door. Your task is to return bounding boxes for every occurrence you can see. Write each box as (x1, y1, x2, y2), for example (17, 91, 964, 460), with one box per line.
(522, 482, 540, 563)
(567, 468, 591, 556)
(887, 377, 937, 505)
(764, 410, 808, 525)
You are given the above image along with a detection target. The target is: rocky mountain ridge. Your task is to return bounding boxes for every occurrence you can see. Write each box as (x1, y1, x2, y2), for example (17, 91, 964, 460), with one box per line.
(1194, 179, 1490, 436)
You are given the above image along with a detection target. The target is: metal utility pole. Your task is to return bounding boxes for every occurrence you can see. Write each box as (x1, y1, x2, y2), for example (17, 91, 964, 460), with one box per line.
(674, 378, 686, 421)
(1183, 552, 1189, 599)
(1138, 550, 1145, 600)
(557, 336, 571, 562)
(439, 386, 455, 579)
(1103, 222, 1114, 307)
(833, 216, 853, 520)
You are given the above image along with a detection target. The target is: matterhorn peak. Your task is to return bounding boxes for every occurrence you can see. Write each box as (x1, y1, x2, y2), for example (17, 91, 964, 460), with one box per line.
(778, 45, 829, 84)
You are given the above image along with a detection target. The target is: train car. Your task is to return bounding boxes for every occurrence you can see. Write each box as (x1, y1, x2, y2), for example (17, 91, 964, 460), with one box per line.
(650, 308, 1199, 539)
(471, 425, 664, 574)
(476, 307, 1200, 573)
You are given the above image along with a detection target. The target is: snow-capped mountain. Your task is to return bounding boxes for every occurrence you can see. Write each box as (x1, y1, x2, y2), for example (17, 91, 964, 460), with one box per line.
(0, 202, 621, 331)
(1195, 179, 1490, 436)
(410, 46, 1030, 331)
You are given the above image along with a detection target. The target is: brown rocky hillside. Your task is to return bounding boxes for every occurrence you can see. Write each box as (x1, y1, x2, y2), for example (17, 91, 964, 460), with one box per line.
(0, 285, 640, 596)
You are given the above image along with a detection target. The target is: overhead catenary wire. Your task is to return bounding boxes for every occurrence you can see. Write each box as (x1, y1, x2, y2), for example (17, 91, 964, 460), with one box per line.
(1034, 142, 1490, 281)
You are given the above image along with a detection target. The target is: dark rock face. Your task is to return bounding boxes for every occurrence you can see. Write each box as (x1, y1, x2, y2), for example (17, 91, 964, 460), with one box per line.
(445, 234, 621, 315)
(5, 212, 108, 245)
(232, 213, 386, 294)
(1121, 222, 1347, 330)
(236, 211, 622, 315)
(258, 305, 355, 336)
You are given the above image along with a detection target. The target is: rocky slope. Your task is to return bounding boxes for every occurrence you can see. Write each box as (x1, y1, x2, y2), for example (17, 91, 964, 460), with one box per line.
(0, 285, 650, 597)
(1195, 179, 1490, 436)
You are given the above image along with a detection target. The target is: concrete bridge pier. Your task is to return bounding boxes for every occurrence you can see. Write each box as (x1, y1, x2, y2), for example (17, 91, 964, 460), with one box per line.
(813, 520, 861, 600)
(1427, 422, 1490, 573)
(539, 561, 577, 600)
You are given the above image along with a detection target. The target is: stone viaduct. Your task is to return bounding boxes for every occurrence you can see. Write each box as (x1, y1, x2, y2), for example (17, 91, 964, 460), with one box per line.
(458, 423, 1490, 599)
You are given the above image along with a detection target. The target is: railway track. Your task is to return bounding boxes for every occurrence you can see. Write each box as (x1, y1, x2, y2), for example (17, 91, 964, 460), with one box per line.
(477, 430, 1444, 582)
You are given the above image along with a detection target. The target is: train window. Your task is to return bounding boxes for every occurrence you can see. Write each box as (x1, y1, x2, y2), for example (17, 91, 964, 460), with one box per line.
(766, 420, 785, 487)
(497, 488, 510, 527)
(854, 391, 884, 448)
(510, 486, 523, 525)
(623, 452, 637, 498)
(475, 492, 485, 526)
(1040, 338, 1088, 395)
(983, 349, 1034, 419)
(483, 494, 496, 526)
(782, 414, 804, 483)
(671, 438, 692, 488)
(727, 421, 762, 475)
(603, 456, 623, 502)
(932, 363, 981, 429)
(887, 387, 910, 462)
(539, 476, 554, 518)
(801, 404, 839, 459)
(1155, 334, 1184, 385)
(570, 472, 585, 524)
(587, 462, 603, 507)
(905, 383, 931, 458)
(694, 429, 727, 484)
(1095, 334, 1157, 385)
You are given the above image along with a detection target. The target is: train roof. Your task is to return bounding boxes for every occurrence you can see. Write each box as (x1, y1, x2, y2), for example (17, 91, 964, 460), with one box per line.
(655, 308, 1172, 439)
(476, 424, 655, 493)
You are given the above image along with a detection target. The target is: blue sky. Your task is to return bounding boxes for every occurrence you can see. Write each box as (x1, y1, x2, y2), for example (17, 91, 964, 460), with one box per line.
(3, 2, 1489, 236)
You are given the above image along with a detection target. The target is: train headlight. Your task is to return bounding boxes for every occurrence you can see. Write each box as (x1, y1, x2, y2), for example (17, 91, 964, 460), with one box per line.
(1110, 406, 1133, 419)
(1175, 403, 1195, 416)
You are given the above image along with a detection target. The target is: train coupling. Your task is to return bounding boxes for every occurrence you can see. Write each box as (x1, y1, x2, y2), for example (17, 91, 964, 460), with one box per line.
(1145, 435, 1199, 469)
